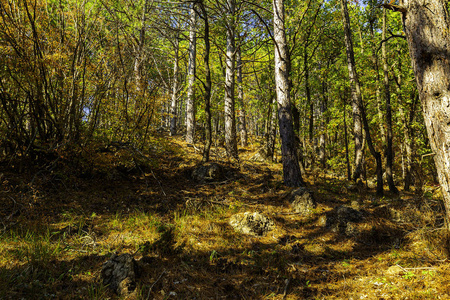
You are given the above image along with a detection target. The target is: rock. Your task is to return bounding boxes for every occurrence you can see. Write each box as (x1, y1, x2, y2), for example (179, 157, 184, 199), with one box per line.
(289, 187, 316, 216)
(321, 206, 364, 235)
(101, 253, 138, 296)
(229, 211, 274, 236)
(386, 265, 404, 276)
(191, 162, 223, 182)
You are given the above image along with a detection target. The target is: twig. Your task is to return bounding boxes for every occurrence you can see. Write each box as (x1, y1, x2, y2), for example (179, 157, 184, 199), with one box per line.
(282, 278, 290, 299)
(147, 269, 166, 300)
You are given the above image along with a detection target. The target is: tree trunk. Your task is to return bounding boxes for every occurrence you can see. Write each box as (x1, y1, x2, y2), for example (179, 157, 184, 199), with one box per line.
(236, 44, 248, 147)
(342, 93, 351, 180)
(399, 0, 450, 216)
(382, 4, 399, 193)
(273, 0, 303, 187)
(186, 4, 197, 144)
(169, 34, 180, 136)
(199, 1, 212, 162)
(319, 78, 328, 169)
(224, 0, 238, 160)
(340, 0, 364, 182)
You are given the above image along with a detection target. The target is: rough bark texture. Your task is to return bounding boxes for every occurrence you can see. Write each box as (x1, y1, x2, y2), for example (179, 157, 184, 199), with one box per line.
(273, 0, 303, 187)
(186, 5, 197, 144)
(400, 0, 450, 216)
(224, 0, 238, 160)
(340, 0, 364, 182)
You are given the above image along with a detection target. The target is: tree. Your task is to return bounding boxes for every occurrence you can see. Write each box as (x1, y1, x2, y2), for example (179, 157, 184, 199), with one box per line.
(197, 0, 213, 162)
(340, 0, 383, 195)
(393, 0, 450, 219)
(224, 0, 239, 160)
(381, 3, 399, 193)
(339, 0, 364, 182)
(273, 0, 303, 186)
(186, 3, 198, 144)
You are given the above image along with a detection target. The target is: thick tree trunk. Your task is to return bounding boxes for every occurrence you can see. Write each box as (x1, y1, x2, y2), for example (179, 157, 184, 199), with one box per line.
(340, 0, 364, 182)
(224, 0, 238, 160)
(399, 0, 450, 216)
(382, 4, 399, 193)
(236, 45, 248, 147)
(186, 4, 197, 144)
(273, 0, 303, 187)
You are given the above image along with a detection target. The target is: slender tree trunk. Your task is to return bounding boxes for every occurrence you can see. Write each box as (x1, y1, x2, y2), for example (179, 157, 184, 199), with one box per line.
(170, 34, 180, 136)
(398, 0, 450, 218)
(273, 0, 303, 186)
(199, 1, 212, 162)
(382, 4, 399, 193)
(186, 4, 197, 144)
(319, 78, 328, 169)
(292, 104, 306, 175)
(340, 0, 364, 182)
(224, 0, 238, 160)
(236, 44, 248, 147)
(342, 93, 351, 180)
(265, 97, 278, 162)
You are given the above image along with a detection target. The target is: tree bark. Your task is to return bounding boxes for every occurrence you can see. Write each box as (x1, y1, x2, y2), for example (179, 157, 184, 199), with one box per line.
(198, 1, 212, 162)
(399, 0, 450, 215)
(236, 44, 248, 147)
(273, 0, 303, 187)
(340, 0, 364, 182)
(186, 4, 197, 144)
(224, 0, 238, 160)
(169, 34, 180, 136)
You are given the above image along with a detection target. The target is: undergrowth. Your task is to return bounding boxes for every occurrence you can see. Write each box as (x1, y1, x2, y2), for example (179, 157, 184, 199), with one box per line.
(0, 136, 448, 299)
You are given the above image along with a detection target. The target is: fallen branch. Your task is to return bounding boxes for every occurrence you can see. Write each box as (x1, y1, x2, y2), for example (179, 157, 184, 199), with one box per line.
(146, 269, 166, 300)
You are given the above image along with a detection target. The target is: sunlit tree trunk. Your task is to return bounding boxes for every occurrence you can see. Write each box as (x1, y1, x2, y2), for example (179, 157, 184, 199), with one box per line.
(399, 0, 450, 218)
(273, 0, 303, 186)
(169, 34, 180, 136)
(224, 0, 238, 160)
(340, 0, 364, 182)
(341, 0, 383, 194)
(186, 4, 197, 144)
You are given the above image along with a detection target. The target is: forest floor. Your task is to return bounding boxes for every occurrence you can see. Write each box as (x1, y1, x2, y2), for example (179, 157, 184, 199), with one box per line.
(0, 134, 449, 299)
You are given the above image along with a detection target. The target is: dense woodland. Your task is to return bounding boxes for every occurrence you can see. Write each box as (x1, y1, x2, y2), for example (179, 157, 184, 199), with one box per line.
(1, 0, 450, 299)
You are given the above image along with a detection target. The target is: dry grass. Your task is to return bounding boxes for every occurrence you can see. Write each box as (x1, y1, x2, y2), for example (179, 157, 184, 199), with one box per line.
(0, 134, 449, 299)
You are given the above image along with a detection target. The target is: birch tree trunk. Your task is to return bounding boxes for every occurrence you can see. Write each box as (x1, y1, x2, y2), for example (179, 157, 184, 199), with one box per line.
(340, 0, 364, 182)
(224, 0, 238, 160)
(273, 0, 303, 187)
(398, 0, 450, 217)
(186, 4, 197, 144)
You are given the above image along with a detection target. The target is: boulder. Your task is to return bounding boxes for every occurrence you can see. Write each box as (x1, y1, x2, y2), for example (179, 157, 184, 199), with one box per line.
(229, 212, 274, 236)
(101, 253, 138, 297)
(192, 162, 223, 182)
(320, 206, 364, 235)
(289, 187, 316, 216)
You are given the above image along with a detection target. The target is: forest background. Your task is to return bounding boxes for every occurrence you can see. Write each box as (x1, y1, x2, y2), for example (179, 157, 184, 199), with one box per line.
(1, 0, 450, 299)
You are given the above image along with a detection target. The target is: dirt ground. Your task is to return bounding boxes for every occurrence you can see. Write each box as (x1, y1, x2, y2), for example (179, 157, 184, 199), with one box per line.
(1, 134, 449, 299)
